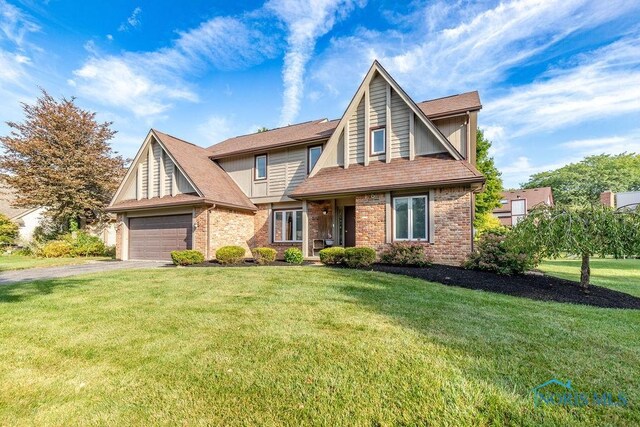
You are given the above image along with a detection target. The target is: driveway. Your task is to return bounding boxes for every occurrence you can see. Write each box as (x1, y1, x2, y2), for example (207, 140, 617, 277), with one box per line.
(0, 260, 170, 285)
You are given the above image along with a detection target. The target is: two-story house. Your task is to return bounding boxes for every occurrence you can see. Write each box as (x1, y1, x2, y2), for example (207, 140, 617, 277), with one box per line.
(107, 61, 485, 264)
(492, 187, 554, 226)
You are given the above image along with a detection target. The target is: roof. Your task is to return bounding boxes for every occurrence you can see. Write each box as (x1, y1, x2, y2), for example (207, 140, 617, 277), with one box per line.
(493, 187, 554, 213)
(416, 91, 481, 119)
(152, 130, 256, 211)
(290, 154, 485, 198)
(208, 119, 339, 159)
(0, 185, 35, 219)
(207, 91, 482, 159)
(107, 194, 209, 212)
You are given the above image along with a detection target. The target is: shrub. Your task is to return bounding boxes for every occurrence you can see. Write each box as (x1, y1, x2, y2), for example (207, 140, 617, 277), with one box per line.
(464, 230, 537, 275)
(69, 231, 106, 257)
(12, 247, 33, 256)
(41, 240, 73, 258)
(283, 247, 303, 264)
(171, 250, 205, 266)
(216, 245, 246, 264)
(253, 247, 277, 265)
(0, 213, 18, 247)
(103, 245, 116, 258)
(319, 247, 345, 265)
(343, 247, 377, 268)
(380, 242, 432, 267)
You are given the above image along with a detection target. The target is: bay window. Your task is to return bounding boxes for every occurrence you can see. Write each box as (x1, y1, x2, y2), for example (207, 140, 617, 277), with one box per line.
(273, 209, 303, 242)
(393, 195, 428, 241)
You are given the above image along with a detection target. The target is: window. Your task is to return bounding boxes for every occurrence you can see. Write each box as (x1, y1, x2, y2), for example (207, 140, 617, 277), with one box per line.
(393, 195, 428, 241)
(371, 127, 385, 155)
(254, 155, 267, 180)
(308, 145, 322, 173)
(273, 209, 303, 242)
(500, 199, 508, 205)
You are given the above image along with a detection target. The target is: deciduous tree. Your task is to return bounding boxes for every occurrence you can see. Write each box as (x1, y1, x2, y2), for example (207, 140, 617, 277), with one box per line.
(0, 90, 126, 231)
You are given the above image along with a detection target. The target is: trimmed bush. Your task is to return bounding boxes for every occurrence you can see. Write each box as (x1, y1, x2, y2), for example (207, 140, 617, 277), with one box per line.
(42, 240, 73, 258)
(253, 247, 277, 265)
(319, 247, 345, 265)
(343, 247, 377, 268)
(380, 242, 432, 267)
(283, 247, 303, 264)
(171, 250, 205, 266)
(69, 231, 106, 257)
(464, 231, 537, 275)
(216, 245, 246, 265)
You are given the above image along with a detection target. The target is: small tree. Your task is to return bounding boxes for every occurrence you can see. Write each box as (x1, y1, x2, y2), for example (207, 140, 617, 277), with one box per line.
(0, 213, 19, 247)
(474, 129, 504, 232)
(509, 204, 640, 291)
(0, 90, 127, 232)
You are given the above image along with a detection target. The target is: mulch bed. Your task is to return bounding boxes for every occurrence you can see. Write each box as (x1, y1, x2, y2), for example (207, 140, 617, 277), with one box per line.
(372, 264, 640, 309)
(187, 260, 315, 268)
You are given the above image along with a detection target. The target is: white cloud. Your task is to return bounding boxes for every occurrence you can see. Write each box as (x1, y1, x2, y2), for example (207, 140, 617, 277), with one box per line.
(197, 115, 236, 146)
(266, 0, 365, 125)
(118, 7, 142, 32)
(484, 36, 640, 137)
(0, 0, 39, 47)
(560, 131, 640, 156)
(106, 34, 113, 41)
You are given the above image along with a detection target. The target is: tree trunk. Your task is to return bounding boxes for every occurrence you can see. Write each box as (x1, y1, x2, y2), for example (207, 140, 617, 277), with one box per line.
(580, 254, 591, 292)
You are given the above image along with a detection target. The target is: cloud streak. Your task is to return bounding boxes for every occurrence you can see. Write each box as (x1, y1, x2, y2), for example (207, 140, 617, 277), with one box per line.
(118, 7, 142, 32)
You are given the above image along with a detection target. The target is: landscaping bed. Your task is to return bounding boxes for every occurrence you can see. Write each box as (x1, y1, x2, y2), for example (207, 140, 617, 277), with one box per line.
(187, 259, 315, 267)
(372, 263, 640, 309)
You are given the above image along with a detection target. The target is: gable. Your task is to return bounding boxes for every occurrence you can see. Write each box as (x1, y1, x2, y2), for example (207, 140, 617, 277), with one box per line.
(113, 134, 196, 204)
(310, 61, 461, 176)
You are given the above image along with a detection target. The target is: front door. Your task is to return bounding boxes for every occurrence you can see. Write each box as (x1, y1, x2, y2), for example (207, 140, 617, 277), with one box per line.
(344, 206, 356, 247)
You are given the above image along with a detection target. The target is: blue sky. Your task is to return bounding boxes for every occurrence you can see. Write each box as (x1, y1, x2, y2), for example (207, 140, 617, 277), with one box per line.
(1, 0, 639, 188)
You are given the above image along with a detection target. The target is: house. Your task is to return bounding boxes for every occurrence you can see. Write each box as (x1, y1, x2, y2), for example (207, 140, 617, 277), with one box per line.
(107, 61, 486, 264)
(0, 185, 45, 244)
(492, 187, 554, 226)
(601, 190, 640, 210)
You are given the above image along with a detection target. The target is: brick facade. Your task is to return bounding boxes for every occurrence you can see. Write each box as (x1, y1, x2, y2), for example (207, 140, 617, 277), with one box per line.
(193, 207, 208, 256)
(353, 187, 473, 265)
(115, 213, 124, 260)
(208, 207, 254, 258)
(307, 200, 333, 256)
(252, 204, 301, 259)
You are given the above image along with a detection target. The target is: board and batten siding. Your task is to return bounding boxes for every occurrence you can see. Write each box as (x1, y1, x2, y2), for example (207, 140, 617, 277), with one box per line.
(433, 116, 467, 158)
(415, 119, 446, 156)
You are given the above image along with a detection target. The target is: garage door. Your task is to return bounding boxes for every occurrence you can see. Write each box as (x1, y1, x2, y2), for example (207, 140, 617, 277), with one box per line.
(129, 214, 192, 260)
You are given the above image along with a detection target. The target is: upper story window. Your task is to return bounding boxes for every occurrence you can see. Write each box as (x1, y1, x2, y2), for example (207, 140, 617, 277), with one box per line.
(308, 145, 322, 173)
(371, 127, 385, 155)
(255, 154, 267, 180)
(393, 195, 428, 241)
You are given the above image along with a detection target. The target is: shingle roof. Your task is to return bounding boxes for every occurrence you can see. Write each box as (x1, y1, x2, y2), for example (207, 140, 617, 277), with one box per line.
(152, 130, 256, 211)
(0, 185, 34, 219)
(416, 91, 481, 119)
(290, 154, 485, 198)
(493, 187, 554, 213)
(107, 194, 208, 212)
(208, 119, 339, 158)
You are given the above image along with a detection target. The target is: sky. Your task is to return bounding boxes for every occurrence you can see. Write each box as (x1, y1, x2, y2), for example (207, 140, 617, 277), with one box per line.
(0, 0, 639, 188)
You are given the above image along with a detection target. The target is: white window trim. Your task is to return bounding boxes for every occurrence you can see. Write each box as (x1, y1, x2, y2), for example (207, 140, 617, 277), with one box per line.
(393, 195, 428, 241)
(255, 154, 267, 181)
(370, 128, 386, 155)
(308, 145, 322, 173)
(273, 209, 303, 243)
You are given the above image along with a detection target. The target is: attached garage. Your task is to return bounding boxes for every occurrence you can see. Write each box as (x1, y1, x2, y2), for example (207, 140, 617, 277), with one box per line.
(128, 214, 193, 260)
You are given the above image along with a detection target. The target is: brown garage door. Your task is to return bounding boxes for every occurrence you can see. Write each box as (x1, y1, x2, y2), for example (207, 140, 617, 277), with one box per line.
(129, 214, 192, 260)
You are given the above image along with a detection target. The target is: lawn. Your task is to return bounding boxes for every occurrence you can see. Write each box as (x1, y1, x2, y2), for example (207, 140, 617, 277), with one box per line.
(540, 258, 640, 297)
(0, 255, 110, 272)
(0, 267, 637, 425)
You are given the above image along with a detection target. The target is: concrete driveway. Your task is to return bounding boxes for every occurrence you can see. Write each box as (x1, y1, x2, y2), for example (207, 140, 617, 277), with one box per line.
(0, 260, 170, 286)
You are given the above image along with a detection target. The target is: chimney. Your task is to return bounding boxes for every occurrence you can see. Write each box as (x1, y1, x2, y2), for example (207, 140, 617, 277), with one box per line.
(600, 191, 615, 208)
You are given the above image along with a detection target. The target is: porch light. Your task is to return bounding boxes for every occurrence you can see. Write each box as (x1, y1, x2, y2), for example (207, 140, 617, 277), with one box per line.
(322, 208, 328, 215)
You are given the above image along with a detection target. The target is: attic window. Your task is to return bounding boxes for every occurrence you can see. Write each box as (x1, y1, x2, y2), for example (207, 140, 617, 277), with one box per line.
(500, 199, 508, 204)
(371, 127, 385, 155)
(255, 154, 267, 180)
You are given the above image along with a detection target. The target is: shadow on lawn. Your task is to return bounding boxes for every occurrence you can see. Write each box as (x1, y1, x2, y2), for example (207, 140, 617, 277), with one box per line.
(0, 278, 84, 303)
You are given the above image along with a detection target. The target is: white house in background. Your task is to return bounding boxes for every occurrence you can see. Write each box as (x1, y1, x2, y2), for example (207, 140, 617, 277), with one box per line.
(0, 186, 46, 244)
(601, 190, 640, 210)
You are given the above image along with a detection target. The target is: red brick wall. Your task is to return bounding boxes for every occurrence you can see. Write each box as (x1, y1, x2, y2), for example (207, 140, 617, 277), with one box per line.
(193, 207, 208, 256)
(115, 213, 124, 260)
(209, 207, 255, 259)
(354, 188, 473, 266)
(600, 191, 615, 207)
(308, 200, 333, 255)
(253, 204, 301, 259)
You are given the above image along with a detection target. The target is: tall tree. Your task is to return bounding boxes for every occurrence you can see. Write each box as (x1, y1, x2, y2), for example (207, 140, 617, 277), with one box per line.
(0, 90, 126, 231)
(523, 153, 640, 205)
(509, 204, 640, 291)
(474, 129, 504, 229)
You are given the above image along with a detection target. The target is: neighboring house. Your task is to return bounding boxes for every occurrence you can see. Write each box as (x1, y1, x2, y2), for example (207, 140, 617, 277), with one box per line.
(492, 187, 554, 226)
(601, 190, 640, 210)
(0, 185, 45, 244)
(107, 61, 486, 264)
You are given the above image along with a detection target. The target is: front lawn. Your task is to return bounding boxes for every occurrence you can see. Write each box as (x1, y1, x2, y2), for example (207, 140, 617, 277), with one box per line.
(0, 255, 111, 272)
(540, 258, 640, 297)
(0, 267, 637, 425)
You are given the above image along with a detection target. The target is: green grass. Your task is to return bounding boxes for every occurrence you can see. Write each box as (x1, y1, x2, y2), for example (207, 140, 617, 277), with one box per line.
(0, 267, 637, 426)
(540, 258, 640, 297)
(0, 255, 110, 272)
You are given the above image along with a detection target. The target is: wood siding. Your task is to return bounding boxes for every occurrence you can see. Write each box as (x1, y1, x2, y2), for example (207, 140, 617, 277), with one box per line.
(415, 119, 446, 155)
(390, 88, 410, 158)
(369, 75, 386, 128)
(433, 116, 467, 158)
(348, 98, 365, 164)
